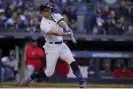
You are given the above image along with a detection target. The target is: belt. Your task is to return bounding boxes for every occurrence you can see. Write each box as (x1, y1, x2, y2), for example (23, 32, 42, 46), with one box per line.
(49, 41, 63, 44)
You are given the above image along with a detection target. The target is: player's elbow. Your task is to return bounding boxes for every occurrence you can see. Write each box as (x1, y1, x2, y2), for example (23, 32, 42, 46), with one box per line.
(58, 20, 68, 29)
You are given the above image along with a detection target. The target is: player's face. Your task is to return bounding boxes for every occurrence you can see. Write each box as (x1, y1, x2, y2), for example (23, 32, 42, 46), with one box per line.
(42, 8, 51, 17)
(32, 41, 37, 46)
(10, 55, 15, 60)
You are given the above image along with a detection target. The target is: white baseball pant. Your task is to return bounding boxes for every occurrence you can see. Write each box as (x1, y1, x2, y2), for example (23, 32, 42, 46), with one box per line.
(43, 42, 75, 77)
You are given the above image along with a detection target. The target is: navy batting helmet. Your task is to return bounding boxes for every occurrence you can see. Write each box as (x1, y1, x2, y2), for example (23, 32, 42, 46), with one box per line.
(40, 3, 52, 11)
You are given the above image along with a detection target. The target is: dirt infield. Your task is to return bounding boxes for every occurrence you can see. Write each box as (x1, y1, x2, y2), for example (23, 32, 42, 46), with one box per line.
(0, 82, 133, 88)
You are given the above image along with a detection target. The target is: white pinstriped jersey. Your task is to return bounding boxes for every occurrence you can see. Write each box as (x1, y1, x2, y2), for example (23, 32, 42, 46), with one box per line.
(40, 13, 64, 42)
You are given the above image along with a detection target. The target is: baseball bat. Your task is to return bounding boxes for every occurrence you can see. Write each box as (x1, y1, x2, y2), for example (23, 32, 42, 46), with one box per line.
(70, 35, 77, 44)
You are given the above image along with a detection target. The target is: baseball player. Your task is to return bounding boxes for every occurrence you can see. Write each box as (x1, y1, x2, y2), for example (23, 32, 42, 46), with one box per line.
(1, 51, 20, 82)
(22, 3, 86, 88)
(24, 38, 45, 80)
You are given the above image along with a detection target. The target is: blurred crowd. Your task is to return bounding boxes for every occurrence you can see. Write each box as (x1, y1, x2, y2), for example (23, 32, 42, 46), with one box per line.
(90, 0, 133, 36)
(87, 58, 133, 79)
(0, 0, 41, 33)
(0, 0, 133, 35)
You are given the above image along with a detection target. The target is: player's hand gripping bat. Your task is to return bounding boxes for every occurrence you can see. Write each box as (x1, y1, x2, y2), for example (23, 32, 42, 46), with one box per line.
(65, 31, 77, 44)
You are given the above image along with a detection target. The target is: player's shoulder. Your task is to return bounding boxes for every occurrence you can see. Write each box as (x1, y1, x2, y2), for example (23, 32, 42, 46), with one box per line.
(51, 13, 62, 18)
(52, 13, 61, 16)
(1, 56, 9, 62)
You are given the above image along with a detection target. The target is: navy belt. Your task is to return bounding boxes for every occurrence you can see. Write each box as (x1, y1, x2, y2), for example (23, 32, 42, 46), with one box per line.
(49, 41, 63, 44)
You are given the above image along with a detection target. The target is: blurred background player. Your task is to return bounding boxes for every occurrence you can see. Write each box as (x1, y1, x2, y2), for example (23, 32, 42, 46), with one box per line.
(24, 37, 45, 81)
(113, 64, 133, 78)
(0, 50, 20, 82)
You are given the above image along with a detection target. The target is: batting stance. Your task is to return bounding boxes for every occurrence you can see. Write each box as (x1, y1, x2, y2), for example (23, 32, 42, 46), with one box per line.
(22, 3, 86, 88)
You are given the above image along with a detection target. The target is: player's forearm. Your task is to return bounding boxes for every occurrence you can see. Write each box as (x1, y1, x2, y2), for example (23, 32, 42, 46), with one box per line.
(47, 30, 66, 36)
(58, 20, 71, 31)
(53, 32, 66, 36)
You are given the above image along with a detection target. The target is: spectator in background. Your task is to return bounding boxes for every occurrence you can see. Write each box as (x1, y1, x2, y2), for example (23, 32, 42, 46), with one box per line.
(0, 0, 3, 9)
(0, 50, 20, 82)
(108, 10, 117, 25)
(126, 0, 133, 25)
(24, 37, 45, 80)
(102, 5, 110, 21)
(26, 17, 40, 33)
(24, 4, 40, 21)
(26, 24, 36, 33)
(108, 20, 125, 35)
(88, 59, 95, 78)
(103, 11, 122, 35)
(51, 2, 61, 13)
(100, 63, 112, 78)
(15, 7, 27, 29)
(13, 0, 24, 8)
(5, 12, 18, 32)
(5, 2, 16, 19)
(119, 16, 127, 30)
(0, 9, 6, 28)
(5, 11, 26, 32)
(103, 16, 115, 34)
(90, 9, 104, 30)
(15, 16, 25, 30)
(92, 26, 106, 35)
(62, 2, 77, 31)
(32, 17, 40, 29)
(125, 25, 133, 36)
(113, 64, 132, 78)
(91, 9, 106, 35)
(118, 0, 128, 18)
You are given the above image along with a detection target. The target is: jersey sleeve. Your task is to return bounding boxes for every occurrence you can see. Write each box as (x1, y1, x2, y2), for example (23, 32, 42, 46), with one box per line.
(40, 23, 52, 33)
(1, 57, 10, 66)
(52, 13, 64, 23)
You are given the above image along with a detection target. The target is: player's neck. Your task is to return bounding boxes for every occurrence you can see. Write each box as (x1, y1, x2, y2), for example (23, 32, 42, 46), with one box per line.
(44, 15, 51, 20)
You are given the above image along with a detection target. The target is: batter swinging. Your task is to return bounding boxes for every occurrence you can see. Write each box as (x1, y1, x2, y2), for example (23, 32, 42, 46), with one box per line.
(22, 3, 86, 88)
